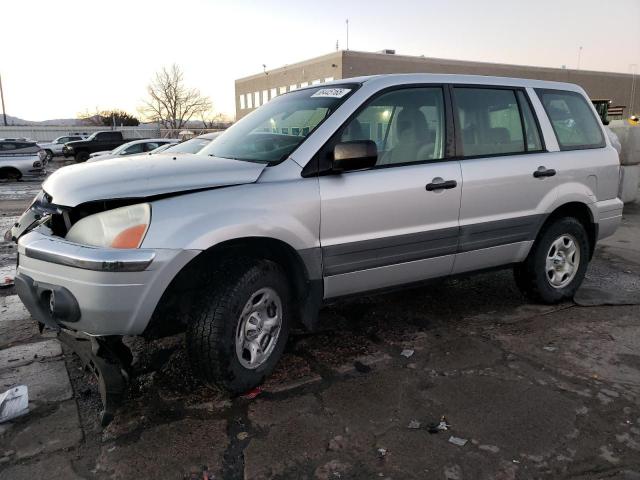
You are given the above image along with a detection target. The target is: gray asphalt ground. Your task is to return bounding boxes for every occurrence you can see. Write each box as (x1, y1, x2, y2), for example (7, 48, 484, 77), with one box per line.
(1, 158, 639, 479)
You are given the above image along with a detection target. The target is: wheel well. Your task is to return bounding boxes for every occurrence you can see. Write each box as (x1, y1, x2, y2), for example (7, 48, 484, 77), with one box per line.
(143, 237, 313, 339)
(542, 202, 597, 258)
(0, 167, 22, 180)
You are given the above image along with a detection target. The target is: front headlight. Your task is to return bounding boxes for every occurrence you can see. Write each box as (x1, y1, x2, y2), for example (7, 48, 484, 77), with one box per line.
(65, 203, 151, 249)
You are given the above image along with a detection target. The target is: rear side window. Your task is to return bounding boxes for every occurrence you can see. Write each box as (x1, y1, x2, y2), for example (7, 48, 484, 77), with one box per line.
(517, 91, 543, 152)
(536, 89, 604, 150)
(454, 88, 525, 157)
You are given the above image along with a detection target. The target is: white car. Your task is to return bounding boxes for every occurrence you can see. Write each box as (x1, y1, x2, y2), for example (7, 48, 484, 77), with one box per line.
(87, 139, 179, 162)
(38, 135, 88, 161)
(161, 132, 221, 154)
(0, 140, 46, 180)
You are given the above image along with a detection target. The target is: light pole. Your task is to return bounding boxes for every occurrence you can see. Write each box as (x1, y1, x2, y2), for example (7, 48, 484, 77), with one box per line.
(630, 64, 638, 115)
(0, 73, 7, 127)
(346, 19, 349, 51)
(577, 46, 583, 70)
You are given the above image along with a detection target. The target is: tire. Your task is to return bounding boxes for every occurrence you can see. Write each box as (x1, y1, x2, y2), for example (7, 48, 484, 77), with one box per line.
(514, 217, 590, 304)
(44, 149, 53, 161)
(75, 151, 90, 162)
(186, 258, 292, 393)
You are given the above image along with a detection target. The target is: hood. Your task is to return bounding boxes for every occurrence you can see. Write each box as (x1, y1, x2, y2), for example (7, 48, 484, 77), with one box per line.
(43, 152, 267, 207)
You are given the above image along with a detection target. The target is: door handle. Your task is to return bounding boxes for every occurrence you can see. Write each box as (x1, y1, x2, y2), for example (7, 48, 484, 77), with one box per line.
(533, 166, 556, 178)
(426, 179, 457, 191)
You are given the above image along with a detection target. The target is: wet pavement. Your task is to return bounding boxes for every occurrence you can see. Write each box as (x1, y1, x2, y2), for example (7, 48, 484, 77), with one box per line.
(0, 161, 639, 479)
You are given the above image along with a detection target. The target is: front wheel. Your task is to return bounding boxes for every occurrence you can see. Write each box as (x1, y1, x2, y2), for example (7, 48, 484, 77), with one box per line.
(74, 151, 90, 162)
(514, 217, 590, 304)
(44, 149, 53, 161)
(186, 259, 291, 393)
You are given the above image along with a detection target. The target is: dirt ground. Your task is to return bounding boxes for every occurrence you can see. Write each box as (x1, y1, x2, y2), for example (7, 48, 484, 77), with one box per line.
(1, 159, 640, 479)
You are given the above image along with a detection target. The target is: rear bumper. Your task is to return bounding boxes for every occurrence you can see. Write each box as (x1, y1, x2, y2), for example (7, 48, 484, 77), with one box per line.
(16, 230, 199, 335)
(596, 197, 624, 240)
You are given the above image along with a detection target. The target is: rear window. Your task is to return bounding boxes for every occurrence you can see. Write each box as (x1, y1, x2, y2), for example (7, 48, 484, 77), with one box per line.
(536, 89, 605, 150)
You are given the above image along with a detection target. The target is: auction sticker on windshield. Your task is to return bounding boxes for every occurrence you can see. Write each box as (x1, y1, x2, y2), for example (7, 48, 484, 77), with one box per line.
(311, 88, 351, 98)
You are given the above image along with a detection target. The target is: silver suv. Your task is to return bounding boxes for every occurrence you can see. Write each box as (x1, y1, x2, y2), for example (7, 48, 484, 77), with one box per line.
(11, 74, 623, 395)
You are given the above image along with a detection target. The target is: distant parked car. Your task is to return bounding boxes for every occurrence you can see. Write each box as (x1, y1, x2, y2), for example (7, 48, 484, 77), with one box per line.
(87, 139, 179, 162)
(147, 143, 176, 155)
(38, 135, 88, 161)
(62, 131, 129, 162)
(162, 132, 221, 154)
(0, 140, 46, 180)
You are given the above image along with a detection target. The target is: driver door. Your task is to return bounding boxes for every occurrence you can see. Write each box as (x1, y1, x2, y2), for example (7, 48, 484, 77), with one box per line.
(319, 86, 463, 298)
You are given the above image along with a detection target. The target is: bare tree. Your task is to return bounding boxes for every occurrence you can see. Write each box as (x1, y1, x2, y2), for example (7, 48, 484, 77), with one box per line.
(140, 64, 211, 130)
(200, 112, 228, 129)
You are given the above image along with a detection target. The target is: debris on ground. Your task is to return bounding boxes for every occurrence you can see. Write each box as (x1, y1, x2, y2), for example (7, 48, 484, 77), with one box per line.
(407, 419, 421, 429)
(428, 416, 450, 433)
(241, 387, 262, 400)
(184, 465, 213, 480)
(0, 385, 29, 423)
(448, 436, 468, 447)
(400, 349, 414, 358)
(542, 346, 558, 352)
(0, 276, 14, 289)
(377, 447, 388, 459)
(236, 431, 249, 441)
(353, 360, 372, 373)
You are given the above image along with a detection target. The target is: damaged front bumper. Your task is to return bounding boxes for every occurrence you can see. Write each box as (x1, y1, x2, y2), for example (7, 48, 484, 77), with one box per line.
(15, 229, 198, 335)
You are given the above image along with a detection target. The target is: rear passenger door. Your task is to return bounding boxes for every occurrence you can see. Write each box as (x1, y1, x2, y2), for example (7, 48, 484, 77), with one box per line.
(319, 86, 462, 298)
(452, 86, 559, 274)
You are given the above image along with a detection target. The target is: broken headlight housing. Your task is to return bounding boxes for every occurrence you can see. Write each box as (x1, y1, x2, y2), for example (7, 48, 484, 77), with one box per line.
(65, 203, 151, 249)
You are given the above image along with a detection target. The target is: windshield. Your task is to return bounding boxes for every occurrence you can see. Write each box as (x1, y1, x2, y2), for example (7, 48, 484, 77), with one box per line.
(165, 137, 212, 154)
(199, 85, 357, 163)
(85, 132, 98, 141)
(111, 142, 133, 155)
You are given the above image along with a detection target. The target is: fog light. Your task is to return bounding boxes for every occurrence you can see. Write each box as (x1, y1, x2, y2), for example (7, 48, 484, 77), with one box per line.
(33, 161, 42, 168)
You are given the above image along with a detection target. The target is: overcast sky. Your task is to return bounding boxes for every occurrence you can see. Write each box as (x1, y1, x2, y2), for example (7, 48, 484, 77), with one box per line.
(2, 0, 639, 121)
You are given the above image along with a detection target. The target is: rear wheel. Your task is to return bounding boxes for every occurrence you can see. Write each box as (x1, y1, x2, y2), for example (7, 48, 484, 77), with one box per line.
(75, 151, 90, 162)
(514, 217, 589, 303)
(186, 258, 291, 393)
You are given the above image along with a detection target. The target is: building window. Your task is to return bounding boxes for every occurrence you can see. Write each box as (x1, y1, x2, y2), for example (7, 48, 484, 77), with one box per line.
(239, 94, 246, 110)
(281, 127, 289, 134)
(279, 86, 287, 95)
(262, 90, 269, 104)
(247, 93, 253, 109)
(270, 88, 277, 99)
(254, 92, 260, 107)
(289, 84, 297, 91)
(300, 81, 309, 88)
(312, 79, 321, 85)
(324, 77, 334, 82)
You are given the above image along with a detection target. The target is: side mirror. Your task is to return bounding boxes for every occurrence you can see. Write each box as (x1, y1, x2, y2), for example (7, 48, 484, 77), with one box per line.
(332, 140, 377, 173)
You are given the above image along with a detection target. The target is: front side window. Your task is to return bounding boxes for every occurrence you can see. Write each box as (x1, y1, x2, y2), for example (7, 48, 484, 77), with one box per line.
(454, 88, 525, 157)
(199, 85, 357, 163)
(340, 87, 446, 166)
(536, 89, 604, 150)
